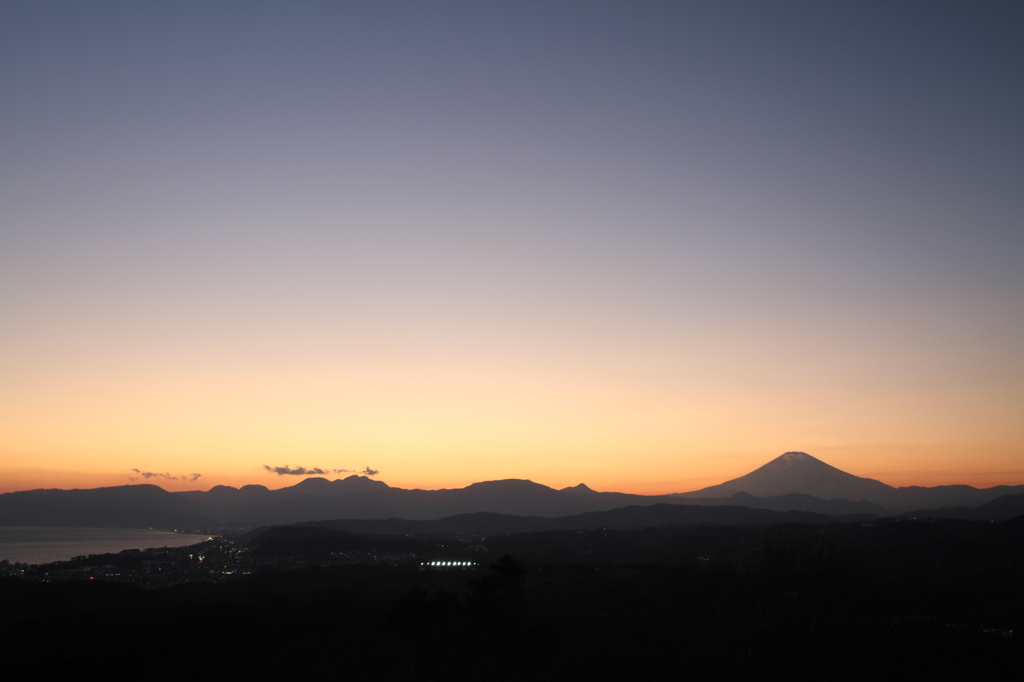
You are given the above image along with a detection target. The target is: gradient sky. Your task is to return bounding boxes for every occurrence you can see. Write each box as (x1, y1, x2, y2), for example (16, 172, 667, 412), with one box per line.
(2, 1, 1022, 495)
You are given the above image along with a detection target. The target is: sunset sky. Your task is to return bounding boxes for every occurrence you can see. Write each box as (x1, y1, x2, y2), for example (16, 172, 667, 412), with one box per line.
(2, 1, 1022, 496)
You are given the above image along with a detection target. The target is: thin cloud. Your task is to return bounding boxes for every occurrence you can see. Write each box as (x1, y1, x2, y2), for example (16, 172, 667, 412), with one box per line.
(263, 465, 330, 476)
(127, 470, 203, 482)
(130, 469, 181, 481)
(333, 467, 380, 476)
(263, 465, 380, 477)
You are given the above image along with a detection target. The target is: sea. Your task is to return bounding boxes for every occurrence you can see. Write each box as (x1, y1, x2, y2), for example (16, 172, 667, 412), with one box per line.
(0, 527, 213, 565)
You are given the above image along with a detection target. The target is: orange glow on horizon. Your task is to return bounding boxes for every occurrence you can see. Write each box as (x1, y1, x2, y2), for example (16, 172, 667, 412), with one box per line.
(3, 440, 1022, 496)
(3, 337, 1021, 496)
(2, 2, 1022, 520)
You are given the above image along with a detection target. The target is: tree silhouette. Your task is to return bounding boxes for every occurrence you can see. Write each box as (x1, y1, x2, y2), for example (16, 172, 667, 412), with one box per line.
(467, 554, 527, 619)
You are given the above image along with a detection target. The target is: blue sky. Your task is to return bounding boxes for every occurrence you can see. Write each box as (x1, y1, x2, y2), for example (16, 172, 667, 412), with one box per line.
(2, 1, 1022, 493)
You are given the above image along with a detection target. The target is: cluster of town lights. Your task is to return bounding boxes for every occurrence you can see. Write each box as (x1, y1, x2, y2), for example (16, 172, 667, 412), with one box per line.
(422, 561, 476, 567)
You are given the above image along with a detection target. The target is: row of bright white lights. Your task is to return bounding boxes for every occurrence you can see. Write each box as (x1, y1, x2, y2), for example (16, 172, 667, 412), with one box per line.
(423, 561, 476, 567)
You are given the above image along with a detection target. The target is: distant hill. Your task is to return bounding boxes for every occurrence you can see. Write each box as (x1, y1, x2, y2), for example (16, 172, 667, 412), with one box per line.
(2, 453, 1021, 526)
(896, 493, 1024, 522)
(874, 485, 1024, 513)
(0, 484, 209, 528)
(0, 476, 660, 527)
(682, 491, 887, 516)
(262, 502, 875, 540)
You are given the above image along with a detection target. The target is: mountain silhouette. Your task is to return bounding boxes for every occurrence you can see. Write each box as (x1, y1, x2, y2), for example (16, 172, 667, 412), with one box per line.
(675, 452, 894, 501)
(2, 453, 1022, 527)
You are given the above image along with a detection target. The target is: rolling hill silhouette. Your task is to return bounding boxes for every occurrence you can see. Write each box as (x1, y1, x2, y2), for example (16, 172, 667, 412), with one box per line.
(2, 453, 1021, 527)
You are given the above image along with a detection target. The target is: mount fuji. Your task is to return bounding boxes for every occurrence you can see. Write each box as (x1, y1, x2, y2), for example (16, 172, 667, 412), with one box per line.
(674, 452, 894, 501)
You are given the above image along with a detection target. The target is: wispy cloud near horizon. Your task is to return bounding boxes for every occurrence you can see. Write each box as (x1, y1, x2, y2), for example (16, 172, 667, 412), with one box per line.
(262, 465, 380, 477)
(127, 470, 202, 482)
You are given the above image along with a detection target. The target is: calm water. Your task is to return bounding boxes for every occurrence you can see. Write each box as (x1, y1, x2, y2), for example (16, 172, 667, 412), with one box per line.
(0, 527, 212, 565)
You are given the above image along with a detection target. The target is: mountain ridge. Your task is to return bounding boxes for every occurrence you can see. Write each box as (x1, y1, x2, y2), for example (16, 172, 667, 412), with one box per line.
(2, 453, 1021, 527)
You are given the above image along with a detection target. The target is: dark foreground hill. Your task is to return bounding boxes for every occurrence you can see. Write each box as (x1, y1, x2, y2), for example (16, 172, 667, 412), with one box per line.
(5, 515, 1023, 680)
(295, 502, 874, 537)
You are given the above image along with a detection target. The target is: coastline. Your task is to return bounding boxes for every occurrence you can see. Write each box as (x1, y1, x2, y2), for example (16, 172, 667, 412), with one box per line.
(0, 526, 212, 566)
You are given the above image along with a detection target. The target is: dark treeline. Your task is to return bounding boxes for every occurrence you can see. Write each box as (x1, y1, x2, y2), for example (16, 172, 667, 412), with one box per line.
(4, 517, 1022, 680)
